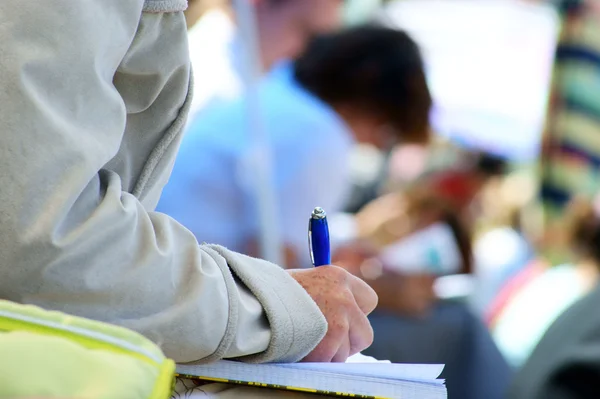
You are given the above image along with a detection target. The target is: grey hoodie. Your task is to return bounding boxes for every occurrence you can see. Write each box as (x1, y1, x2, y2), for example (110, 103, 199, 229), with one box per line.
(0, 0, 326, 364)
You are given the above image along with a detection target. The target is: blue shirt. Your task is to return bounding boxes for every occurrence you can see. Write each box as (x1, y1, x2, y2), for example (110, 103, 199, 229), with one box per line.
(157, 62, 354, 267)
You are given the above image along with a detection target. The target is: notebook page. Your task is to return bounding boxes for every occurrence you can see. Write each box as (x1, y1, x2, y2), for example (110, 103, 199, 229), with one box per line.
(176, 361, 447, 399)
(346, 352, 391, 363)
(276, 362, 444, 382)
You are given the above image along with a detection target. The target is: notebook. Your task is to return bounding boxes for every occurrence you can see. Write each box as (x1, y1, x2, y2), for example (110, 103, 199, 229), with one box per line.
(176, 354, 447, 399)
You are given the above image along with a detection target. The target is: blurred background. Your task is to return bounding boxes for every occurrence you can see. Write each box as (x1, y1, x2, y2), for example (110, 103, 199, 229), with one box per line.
(158, 0, 600, 397)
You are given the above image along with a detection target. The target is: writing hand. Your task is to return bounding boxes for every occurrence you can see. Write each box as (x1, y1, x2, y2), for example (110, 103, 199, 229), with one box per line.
(287, 266, 378, 363)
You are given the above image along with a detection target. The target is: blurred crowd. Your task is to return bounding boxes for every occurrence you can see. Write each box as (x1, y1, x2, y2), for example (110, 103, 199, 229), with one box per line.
(159, 0, 600, 398)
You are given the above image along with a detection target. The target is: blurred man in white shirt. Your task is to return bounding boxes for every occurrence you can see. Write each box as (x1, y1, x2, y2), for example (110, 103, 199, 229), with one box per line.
(158, 26, 432, 268)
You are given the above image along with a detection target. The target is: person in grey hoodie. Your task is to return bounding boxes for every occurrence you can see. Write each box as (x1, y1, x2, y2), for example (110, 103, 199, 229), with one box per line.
(0, 1, 377, 396)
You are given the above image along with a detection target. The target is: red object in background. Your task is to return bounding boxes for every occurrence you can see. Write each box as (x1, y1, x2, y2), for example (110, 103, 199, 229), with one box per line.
(426, 170, 482, 210)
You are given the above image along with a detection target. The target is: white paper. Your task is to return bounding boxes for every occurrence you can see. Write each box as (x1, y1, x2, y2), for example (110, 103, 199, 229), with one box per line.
(177, 359, 447, 399)
(279, 361, 445, 382)
(346, 352, 391, 363)
(379, 222, 462, 275)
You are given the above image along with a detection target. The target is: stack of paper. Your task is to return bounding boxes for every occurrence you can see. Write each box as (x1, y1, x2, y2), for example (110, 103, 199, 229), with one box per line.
(176, 357, 446, 399)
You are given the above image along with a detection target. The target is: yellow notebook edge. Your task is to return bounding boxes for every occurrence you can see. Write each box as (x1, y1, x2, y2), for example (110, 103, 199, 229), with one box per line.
(174, 373, 391, 399)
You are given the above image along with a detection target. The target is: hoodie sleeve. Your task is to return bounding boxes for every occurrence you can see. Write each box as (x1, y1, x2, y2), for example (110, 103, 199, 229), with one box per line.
(0, 0, 326, 364)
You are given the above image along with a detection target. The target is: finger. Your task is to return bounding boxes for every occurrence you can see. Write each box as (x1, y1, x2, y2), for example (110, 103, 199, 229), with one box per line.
(348, 308, 374, 356)
(302, 317, 348, 363)
(348, 274, 378, 314)
(331, 336, 351, 363)
(302, 342, 336, 363)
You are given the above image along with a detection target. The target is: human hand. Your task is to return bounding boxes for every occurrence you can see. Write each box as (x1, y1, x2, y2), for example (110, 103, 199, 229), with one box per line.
(287, 266, 378, 363)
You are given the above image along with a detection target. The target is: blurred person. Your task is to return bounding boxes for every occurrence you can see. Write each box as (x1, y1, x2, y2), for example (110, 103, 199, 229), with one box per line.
(185, 0, 344, 118)
(472, 225, 537, 319)
(0, 2, 378, 398)
(335, 195, 513, 399)
(339, 195, 474, 315)
(509, 196, 600, 398)
(487, 195, 600, 370)
(157, 25, 432, 268)
(341, 147, 522, 324)
(417, 151, 507, 218)
(481, 0, 600, 373)
(351, 150, 507, 249)
(468, 167, 540, 318)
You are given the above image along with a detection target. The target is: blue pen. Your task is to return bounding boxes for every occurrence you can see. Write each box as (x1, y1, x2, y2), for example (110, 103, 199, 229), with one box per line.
(308, 207, 331, 266)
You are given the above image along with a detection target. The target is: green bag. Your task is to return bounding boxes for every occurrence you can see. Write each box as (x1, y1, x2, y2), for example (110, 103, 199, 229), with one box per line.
(0, 300, 175, 399)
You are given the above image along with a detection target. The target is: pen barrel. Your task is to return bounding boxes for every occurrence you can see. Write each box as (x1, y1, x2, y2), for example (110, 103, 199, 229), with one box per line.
(309, 217, 331, 266)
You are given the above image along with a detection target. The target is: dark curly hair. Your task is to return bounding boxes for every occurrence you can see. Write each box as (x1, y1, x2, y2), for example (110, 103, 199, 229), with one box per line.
(294, 25, 432, 144)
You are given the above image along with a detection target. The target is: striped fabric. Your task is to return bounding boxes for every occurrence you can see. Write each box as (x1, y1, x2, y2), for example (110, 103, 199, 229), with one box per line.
(541, 0, 600, 212)
(539, 0, 600, 259)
